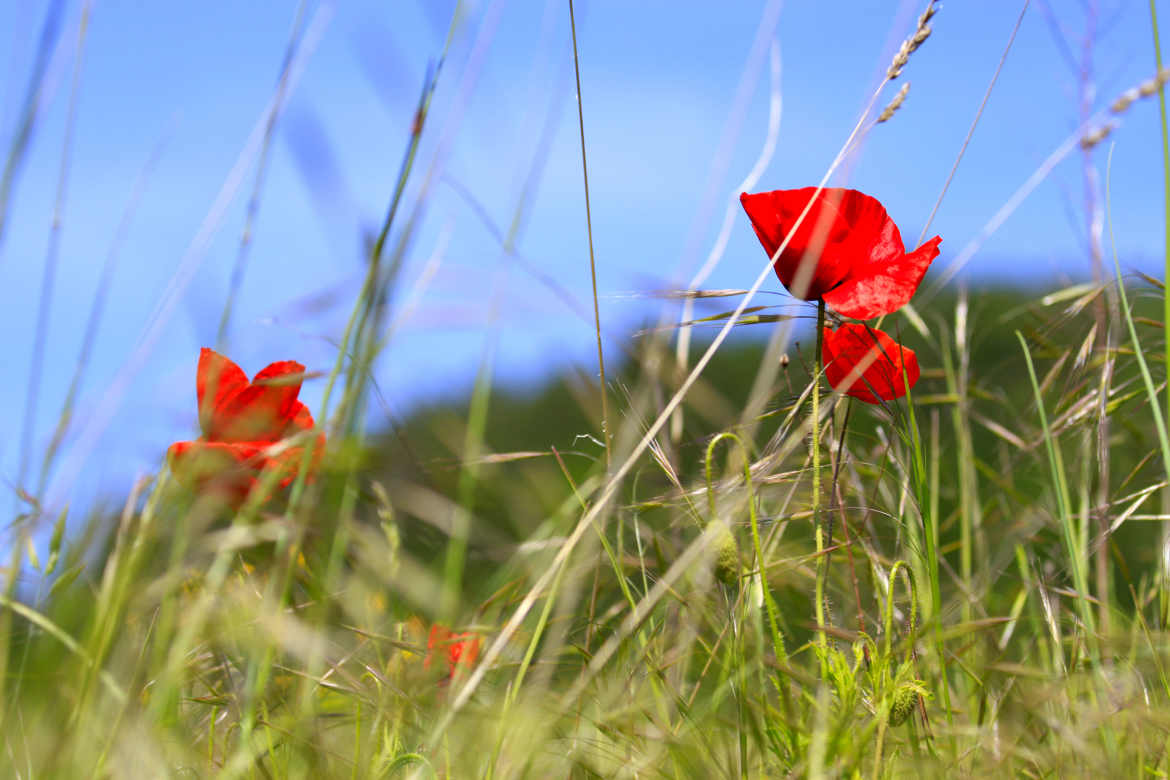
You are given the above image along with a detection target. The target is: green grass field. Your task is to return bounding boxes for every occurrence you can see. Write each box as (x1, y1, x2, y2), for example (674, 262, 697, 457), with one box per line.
(12, 1, 1170, 777)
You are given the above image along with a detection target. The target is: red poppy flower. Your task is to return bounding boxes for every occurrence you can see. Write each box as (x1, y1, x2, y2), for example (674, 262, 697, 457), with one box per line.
(822, 323, 919, 404)
(167, 348, 324, 505)
(740, 187, 941, 320)
(425, 624, 481, 682)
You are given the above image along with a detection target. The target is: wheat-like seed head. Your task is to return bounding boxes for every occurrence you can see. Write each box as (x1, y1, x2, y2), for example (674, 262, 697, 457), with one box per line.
(887, 1, 938, 80)
(1079, 122, 1118, 150)
(1080, 65, 1170, 148)
(1110, 66, 1170, 114)
(878, 82, 911, 123)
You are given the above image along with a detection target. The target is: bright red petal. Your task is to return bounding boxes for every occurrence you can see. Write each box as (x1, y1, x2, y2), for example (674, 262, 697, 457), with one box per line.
(448, 633, 481, 670)
(168, 440, 267, 505)
(266, 440, 322, 489)
(208, 360, 305, 443)
(288, 402, 325, 461)
(285, 400, 315, 432)
(260, 400, 323, 487)
(425, 624, 451, 670)
(741, 188, 860, 300)
(197, 348, 249, 437)
(834, 189, 906, 266)
(822, 324, 919, 404)
(168, 439, 266, 472)
(822, 236, 940, 320)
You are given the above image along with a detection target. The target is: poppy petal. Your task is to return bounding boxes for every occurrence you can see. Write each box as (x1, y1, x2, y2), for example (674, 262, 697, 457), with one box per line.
(267, 441, 322, 489)
(168, 440, 266, 505)
(821, 236, 940, 320)
(822, 324, 919, 404)
(740, 188, 860, 300)
(424, 625, 481, 680)
(197, 348, 249, 437)
(425, 624, 451, 670)
(834, 188, 906, 266)
(284, 402, 326, 462)
(208, 360, 306, 443)
(285, 400, 315, 432)
(447, 632, 481, 670)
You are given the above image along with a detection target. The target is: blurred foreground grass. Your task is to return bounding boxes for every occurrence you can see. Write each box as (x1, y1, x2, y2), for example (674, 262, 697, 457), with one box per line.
(8, 282, 1170, 777)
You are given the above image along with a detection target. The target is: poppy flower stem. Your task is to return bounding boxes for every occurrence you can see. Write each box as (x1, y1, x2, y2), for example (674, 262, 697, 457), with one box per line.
(812, 300, 829, 668)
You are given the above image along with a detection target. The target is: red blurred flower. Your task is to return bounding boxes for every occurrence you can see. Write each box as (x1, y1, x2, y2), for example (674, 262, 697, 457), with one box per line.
(425, 624, 481, 682)
(739, 187, 941, 320)
(167, 348, 324, 505)
(822, 323, 919, 405)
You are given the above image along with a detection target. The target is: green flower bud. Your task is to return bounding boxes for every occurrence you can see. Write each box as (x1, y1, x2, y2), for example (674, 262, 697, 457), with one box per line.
(889, 682, 920, 727)
(712, 522, 741, 587)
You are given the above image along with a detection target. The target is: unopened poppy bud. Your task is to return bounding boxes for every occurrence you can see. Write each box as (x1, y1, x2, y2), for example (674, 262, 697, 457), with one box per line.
(712, 522, 741, 587)
(889, 683, 920, 726)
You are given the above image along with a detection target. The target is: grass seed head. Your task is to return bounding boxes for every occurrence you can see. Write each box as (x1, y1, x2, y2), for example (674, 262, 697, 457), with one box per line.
(878, 82, 911, 123)
(1079, 121, 1117, 150)
(887, 1, 937, 80)
(1112, 66, 1170, 114)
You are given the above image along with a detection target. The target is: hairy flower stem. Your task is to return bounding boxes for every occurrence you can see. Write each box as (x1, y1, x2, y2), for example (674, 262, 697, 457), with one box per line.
(813, 300, 828, 669)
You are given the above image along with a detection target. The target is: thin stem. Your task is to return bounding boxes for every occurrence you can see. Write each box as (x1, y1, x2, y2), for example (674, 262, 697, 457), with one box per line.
(18, 1, 89, 497)
(829, 401, 867, 648)
(215, 0, 308, 348)
(569, 0, 611, 469)
(0, 1, 64, 250)
(36, 128, 169, 498)
(1152, 0, 1170, 430)
(813, 300, 827, 666)
(1148, 0, 1170, 625)
(916, 0, 1028, 248)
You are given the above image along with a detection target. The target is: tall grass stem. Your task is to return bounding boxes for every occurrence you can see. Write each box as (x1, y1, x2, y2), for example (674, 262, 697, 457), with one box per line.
(569, 0, 611, 470)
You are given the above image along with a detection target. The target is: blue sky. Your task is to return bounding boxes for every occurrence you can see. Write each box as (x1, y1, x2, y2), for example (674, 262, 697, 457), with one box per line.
(0, 0, 1165, 514)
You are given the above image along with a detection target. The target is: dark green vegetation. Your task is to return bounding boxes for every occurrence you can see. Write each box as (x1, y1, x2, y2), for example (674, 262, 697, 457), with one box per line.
(387, 284, 1165, 623)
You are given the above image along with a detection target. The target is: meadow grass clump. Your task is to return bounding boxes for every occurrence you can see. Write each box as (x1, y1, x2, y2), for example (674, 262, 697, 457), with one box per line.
(8, 279, 1170, 777)
(10, 2, 1170, 778)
